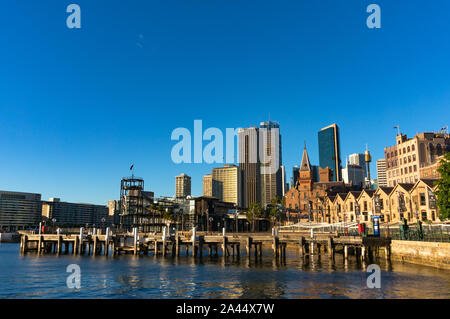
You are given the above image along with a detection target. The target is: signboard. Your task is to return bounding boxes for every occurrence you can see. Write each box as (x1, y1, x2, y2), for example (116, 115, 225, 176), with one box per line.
(371, 215, 381, 237)
(427, 189, 436, 209)
(374, 195, 381, 214)
(398, 192, 406, 212)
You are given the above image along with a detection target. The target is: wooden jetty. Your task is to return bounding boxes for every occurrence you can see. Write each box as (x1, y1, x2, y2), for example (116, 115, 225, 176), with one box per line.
(19, 227, 391, 262)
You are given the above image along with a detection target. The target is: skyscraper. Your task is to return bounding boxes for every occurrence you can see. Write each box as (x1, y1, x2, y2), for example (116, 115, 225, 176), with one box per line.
(318, 123, 342, 181)
(202, 174, 213, 197)
(376, 159, 387, 187)
(238, 120, 283, 208)
(175, 173, 191, 198)
(239, 126, 261, 208)
(259, 120, 282, 207)
(348, 153, 367, 178)
(211, 165, 242, 207)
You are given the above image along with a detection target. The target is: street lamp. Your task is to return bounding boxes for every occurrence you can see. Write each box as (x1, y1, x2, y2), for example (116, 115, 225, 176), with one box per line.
(101, 217, 106, 231)
(52, 218, 56, 234)
(209, 217, 213, 234)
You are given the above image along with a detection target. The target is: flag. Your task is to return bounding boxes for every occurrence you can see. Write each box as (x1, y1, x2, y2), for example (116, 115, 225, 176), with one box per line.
(130, 164, 134, 171)
(393, 126, 399, 129)
(442, 126, 448, 130)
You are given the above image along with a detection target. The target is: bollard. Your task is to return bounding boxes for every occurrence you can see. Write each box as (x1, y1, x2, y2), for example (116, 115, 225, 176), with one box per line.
(192, 227, 197, 257)
(133, 227, 138, 255)
(79, 227, 84, 255)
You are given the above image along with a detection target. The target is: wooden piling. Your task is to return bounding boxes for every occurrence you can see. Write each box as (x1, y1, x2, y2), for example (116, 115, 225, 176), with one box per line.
(222, 236, 228, 257)
(246, 237, 252, 257)
(299, 237, 305, 256)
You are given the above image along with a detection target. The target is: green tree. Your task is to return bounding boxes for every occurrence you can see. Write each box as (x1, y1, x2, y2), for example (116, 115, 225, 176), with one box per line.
(163, 209, 174, 222)
(246, 202, 262, 232)
(435, 152, 450, 220)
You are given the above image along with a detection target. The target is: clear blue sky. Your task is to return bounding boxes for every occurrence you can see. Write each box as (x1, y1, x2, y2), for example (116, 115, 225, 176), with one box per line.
(1, 0, 449, 205)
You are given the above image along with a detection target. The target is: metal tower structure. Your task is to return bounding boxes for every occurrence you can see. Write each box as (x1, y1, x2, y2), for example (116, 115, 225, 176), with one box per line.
(119, 175, 146, 232)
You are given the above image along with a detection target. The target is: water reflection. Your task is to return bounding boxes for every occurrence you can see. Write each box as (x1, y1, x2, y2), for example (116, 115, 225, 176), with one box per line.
(0, 244, 449, 299)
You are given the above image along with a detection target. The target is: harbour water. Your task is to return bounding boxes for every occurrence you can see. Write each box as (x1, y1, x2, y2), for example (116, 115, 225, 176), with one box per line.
(0, 243, 448, 299)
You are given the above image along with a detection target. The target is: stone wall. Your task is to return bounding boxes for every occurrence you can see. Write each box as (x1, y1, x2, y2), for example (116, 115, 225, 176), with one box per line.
(391, 240, 450, 270)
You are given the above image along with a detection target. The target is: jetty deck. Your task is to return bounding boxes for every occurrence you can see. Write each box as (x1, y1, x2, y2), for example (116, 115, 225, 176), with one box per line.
(19, 228, 391, 262)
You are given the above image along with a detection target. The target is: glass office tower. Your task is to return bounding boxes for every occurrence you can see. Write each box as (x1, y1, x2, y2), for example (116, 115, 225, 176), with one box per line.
(318, 124, 342, 181)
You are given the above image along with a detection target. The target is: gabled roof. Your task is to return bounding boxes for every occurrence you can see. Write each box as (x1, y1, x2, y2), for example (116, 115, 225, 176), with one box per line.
(378, 187, 394, 196)
(410, 179, 439, 193)
(357, 189, 375, 201)
(344, 191, 361, 202)
(299, 145, 312, 172)
(390, 183, 415, 196)
(336, 193, 348, 201)
(421, 179, 438, 189)
(397, 183, 415, 192)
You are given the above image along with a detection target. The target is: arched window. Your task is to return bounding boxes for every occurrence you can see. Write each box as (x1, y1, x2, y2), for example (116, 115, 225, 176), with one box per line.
(407, 146, 410, 152)
(412, 144, 415, 151)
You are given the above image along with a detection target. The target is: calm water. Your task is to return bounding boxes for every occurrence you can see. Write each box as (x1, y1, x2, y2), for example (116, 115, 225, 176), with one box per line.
(0, 243, 449, 298)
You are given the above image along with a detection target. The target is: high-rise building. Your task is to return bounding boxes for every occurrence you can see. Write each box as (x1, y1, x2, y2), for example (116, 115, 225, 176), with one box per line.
(259, 121, 283, 206)
(0, 191, 42, 231)
(348, 153, 367, 178)
(376, 159, 387, 187)
(384, 132, 449, 187)
(211, 165, 242, 207)
(202, 174, 213, 197)
(238, 126, 261, 208)
(342, 163, 365, 187)
(175, 173, 191, 198)
(238, 121, 283, 208)
(280, 165, 287, 196)
(318, 123, 342, 181)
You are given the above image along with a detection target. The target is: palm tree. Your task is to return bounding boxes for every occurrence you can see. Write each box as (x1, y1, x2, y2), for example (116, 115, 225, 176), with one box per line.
(246, 203, 262, 232)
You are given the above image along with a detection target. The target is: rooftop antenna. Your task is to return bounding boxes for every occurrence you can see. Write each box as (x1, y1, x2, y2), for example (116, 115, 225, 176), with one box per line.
(130, 163, 135, 178)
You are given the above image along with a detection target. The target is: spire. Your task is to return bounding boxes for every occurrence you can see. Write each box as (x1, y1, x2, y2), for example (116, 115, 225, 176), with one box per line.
(300, 144, 312, 172)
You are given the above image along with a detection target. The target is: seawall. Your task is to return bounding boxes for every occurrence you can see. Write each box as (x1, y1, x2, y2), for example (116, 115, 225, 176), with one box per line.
(391, 240, 450, 270)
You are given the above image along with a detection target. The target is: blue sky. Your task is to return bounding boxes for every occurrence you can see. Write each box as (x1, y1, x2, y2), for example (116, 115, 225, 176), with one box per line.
(1, 0, 449, 205)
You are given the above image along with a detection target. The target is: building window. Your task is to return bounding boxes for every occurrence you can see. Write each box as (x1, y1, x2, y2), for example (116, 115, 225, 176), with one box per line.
(414, 165, 417, 172)
(350, 202, 353, 211)
(421, 212, 427, 221)
(412, 144, 415, 151)
(364, 201, 367, 211)
(420, 193, 426, 206)
(407, 146, 410, 152)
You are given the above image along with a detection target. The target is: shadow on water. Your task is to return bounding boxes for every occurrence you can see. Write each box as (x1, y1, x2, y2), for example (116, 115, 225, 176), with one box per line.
(0, 243, 449, 298)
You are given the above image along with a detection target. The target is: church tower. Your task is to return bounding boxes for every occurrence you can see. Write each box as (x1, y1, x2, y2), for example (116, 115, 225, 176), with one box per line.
(298, 144, 313, 191)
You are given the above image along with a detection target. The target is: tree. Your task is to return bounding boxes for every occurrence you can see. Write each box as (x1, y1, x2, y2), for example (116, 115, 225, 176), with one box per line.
(269, 206, 279, 227)
(246, 202, 262, 232)
(436, 152, 450, 220)
(163, 209, 174, 223)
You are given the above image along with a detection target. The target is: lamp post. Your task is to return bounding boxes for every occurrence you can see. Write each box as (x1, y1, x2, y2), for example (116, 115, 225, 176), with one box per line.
(208, 217, 213, 234)
(101, 217, 106, 232)
(52, 218, 56, 234)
